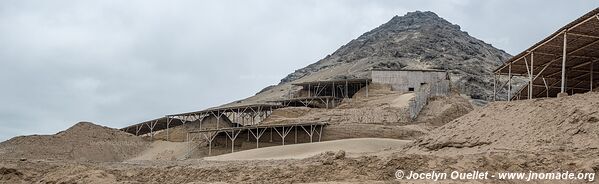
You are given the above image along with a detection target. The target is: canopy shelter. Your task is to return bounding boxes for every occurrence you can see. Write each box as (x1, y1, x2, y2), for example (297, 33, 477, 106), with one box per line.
(186, 122, 327, 156)
(121, 103, 283, 141)
(292, 78, 371, 99)
(120, 117, 185, 137)
(166, 103, 283, 129)
(494, 8, 599, 100)
(269, 96, 341, 109)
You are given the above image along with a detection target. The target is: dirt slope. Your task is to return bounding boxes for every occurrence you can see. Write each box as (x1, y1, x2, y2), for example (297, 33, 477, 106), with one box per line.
(0, 122, 149, 162)
(128, 140, 188, 161)
(413, 92, 599, 153)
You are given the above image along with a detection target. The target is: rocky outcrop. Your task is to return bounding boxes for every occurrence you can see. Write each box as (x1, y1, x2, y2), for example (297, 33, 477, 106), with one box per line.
(277, 11, 511, 100)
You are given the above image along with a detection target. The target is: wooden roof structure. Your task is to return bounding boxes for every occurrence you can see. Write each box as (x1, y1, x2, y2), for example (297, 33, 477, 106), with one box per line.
(371, 69, 447, 72)
(269, 96, 341, 109)
(188, 122, 328, 133)
(166, 103, 283, 117)
(292, 78, 371, 87)
(120, 117, 185, 136)
(187, 122, 328, 155)
(494, 7, 599, 100)
(291, 78, 371, 99)
(120, 103, 283, 138)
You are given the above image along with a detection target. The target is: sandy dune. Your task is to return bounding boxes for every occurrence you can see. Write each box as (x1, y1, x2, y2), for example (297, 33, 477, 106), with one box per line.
(205, 138, 411, 161)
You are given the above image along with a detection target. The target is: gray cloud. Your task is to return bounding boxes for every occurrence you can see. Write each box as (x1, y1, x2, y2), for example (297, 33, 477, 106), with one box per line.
(0, 0, 597, 141)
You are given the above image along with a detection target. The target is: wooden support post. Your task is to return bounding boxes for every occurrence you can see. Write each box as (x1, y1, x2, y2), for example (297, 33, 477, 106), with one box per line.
(208, 138, 212, 156)
(248, 128, 265, 148)
(561, 32, 567, 94)
(365, 80, 369, 98)
(149, 123, 153, 139)
(202, 132, 218, 156)
(276, 127, 283, 145)
(186, 133, 189, 157)
(270, 128, 273, 142)
(135, 125, 141, 136)
(294, 126, 298, 144)
(525, 55, 531, 98)
(508, 63, 512, 101)
(274, 127, 284, 145)
(311, 125, 316, 142)
(274, 126, 294, 145)
(216, 112, 220, 129)
(257, 128, 267, 148)
(166, 117, 172, 141)
(225, 130, 241, 153)
(199, 115, 203, 130)
(318, 125, 323, 142)
(530, 52, 534, 99)
(256, 129, 261, 148)
(345, 80, 348, 98)
(493, 74, 496, 101)
(147, 121, 157, 140)
(248, 128, 257, 148)
(332, 82, 335, 98)
(300, 125, 314, 143)
(542, 77, 549, 98)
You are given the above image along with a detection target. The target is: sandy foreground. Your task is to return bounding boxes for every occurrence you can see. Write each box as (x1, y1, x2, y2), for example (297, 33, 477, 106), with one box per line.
(1, 148, 597, 184)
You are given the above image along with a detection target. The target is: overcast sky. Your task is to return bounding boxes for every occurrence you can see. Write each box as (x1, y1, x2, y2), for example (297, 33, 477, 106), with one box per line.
(0, 0, 597, 141)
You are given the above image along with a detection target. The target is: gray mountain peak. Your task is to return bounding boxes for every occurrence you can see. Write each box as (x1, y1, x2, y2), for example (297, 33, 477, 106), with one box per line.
(274, 11, 511, 100)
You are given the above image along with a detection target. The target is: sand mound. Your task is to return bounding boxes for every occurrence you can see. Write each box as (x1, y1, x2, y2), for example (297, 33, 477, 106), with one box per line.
(0, 122, 149, 162)
(413, 92, 599, 153)
(205, 138, 410, 161)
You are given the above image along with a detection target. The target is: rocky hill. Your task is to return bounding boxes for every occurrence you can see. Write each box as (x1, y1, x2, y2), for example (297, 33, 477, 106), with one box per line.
(229, 11, 512, 106)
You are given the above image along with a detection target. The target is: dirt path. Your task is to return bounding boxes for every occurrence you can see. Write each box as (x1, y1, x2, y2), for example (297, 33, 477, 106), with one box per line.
(204, 138, 411, 161)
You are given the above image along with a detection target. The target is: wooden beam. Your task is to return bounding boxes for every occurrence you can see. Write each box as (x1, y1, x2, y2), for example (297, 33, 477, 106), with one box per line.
(544, 62, 599, 78)
(531, 84, 590, 91)
(567, 32, 599, 39)
(532, 51, 599, 60)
